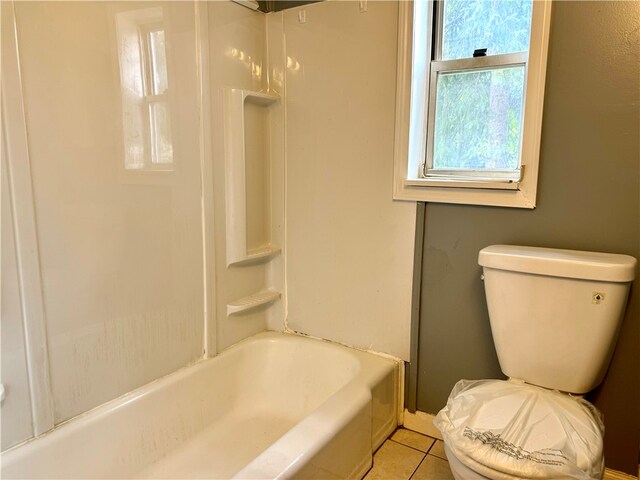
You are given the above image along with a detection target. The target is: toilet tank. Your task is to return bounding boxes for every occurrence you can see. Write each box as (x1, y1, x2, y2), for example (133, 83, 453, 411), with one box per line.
(478, 245, 637, 394)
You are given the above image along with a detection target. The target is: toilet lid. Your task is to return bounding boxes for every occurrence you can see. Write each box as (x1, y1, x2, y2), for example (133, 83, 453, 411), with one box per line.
(434, 379, 604, 480)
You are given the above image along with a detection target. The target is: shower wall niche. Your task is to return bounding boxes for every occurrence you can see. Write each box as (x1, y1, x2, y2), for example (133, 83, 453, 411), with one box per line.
(222, 89, 282, 317)
(207, 2, 285, 352)
(224, 89, 280, 267)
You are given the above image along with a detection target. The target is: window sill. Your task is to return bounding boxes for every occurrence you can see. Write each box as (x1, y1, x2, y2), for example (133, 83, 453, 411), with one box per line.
(394, 179, 536, 209)
(404, 178, 520, 191)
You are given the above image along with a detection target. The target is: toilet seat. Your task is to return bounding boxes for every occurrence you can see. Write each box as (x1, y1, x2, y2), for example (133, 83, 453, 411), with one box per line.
(434, 379, 604, 480)
(445, 442, 525, 480)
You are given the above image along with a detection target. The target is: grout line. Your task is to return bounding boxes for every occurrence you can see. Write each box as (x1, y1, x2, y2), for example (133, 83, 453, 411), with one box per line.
(425, 439, 448, 461)
(408, 453, 451, 480)
(425, 439, 438, 456)
(379, 438, 426, 480)
(408, 453, 428, 480)
(430, 452, 448, 461)
(388, 438, 432, 456)
(378, 436, 451, 480)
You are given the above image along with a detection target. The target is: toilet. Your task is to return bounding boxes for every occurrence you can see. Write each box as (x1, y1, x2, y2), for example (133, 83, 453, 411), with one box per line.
(434, 245, 637, 480)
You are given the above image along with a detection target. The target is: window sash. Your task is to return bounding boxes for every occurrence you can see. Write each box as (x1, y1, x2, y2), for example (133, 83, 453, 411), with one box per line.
(434, 0, 534, 63)
(423, 51, 528, 180)
(423, 0, 531, 183)
(431, 52, 528, 75)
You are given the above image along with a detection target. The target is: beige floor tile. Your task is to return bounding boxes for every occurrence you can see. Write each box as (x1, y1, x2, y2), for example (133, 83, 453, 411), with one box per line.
(428, 440, 447, 460)
(411, 455, 455, 480)
(391, 429, 436, 453)
(363, 440, 425, 480)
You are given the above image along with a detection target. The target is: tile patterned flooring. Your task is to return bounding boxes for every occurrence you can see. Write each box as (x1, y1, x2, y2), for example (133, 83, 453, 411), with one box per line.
(364, 428, 454, 480)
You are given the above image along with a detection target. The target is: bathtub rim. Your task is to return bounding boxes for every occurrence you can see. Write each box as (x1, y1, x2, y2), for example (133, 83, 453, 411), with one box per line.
(1, 330, 401, 470)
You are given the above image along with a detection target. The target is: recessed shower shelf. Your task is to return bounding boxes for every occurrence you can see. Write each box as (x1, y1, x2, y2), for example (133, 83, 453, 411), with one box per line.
(243, 90, 280, 105)
(224, 88, 280, 267)
(228, 245, 281, 267)
(227, 290, 282, 316)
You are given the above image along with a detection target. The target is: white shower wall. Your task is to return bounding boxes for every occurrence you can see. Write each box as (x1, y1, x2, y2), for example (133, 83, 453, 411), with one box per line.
(6, 1, 205, 428)
(2, 0, 283, 449)
(206, 1, 286, 352)
(1, 150, 34, 449)
(280, 1, 415, 360)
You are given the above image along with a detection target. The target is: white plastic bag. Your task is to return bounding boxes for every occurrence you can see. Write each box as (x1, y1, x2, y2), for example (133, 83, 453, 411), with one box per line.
(434, 379, 605, 480)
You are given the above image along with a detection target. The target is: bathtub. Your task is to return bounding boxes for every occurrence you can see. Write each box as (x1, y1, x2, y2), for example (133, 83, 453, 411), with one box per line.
(1, 332, 399, 479)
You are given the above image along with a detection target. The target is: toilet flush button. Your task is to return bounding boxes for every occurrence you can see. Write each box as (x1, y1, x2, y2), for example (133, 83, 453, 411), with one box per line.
(592, 292, 605, 304)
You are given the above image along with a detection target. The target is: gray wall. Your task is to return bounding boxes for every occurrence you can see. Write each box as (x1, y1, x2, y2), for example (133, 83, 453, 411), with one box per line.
(258, 1, 320, 12)
(417, 1, 639, 474)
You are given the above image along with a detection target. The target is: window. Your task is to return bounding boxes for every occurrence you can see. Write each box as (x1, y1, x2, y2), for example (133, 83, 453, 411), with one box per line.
(393, 0, 552, 208)
(115, 7, 174, 173)
(140, 24, 173, 168)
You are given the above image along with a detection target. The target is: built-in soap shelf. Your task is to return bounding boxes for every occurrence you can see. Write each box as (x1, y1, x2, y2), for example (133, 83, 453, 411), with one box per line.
(227, 289, 281, 316)
(223, 88, 281, 267)
(228, 245, 281, 267)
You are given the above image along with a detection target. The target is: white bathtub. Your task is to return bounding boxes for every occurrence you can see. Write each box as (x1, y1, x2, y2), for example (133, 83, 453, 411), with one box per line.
(1, 332, 399, 479)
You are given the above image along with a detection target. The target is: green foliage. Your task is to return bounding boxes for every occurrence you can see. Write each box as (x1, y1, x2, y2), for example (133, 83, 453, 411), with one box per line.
(433, 66, 525, 170)
(442, 0, 533, 60)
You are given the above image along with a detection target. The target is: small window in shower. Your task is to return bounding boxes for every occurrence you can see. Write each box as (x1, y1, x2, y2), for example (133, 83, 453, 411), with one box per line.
(115, 7, 174, 172)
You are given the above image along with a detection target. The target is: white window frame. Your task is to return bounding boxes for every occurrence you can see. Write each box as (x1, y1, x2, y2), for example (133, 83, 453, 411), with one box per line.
(393, 0, 552, 208)
(114, 6, 175, 181)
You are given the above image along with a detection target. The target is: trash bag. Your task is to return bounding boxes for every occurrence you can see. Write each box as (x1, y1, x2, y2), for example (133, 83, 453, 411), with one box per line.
(434, 379, 604, 480)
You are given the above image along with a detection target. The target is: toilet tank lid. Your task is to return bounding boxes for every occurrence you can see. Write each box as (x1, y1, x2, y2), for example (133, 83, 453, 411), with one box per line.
(478, 245, 637, 282)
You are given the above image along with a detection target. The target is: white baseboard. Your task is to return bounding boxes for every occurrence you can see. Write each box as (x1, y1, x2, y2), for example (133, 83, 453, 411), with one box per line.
(402, 409, 442, 440)
(403, 410, 638, 480)
(604, 468, 638, 480)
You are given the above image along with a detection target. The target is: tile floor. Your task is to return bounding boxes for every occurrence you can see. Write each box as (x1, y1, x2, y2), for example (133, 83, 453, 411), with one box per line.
(364, 428, 454, 480)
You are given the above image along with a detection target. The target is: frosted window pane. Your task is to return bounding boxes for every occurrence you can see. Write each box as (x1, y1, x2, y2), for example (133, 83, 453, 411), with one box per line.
(150, 101, 173, 164)
(442, 0, 533, 60)
(149, 30, 168, 95)
(432, 66, 525, 170)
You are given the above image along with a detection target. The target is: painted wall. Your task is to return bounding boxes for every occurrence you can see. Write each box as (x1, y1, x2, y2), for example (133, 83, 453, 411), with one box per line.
(417, 2, 639, 473)
(7, 1, 204, 428)
(281, 1, 416, 360)
(257, 1, 320, 13)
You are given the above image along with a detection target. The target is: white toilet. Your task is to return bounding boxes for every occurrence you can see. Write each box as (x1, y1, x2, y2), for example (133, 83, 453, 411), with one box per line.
(434, 245, 637, 480)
